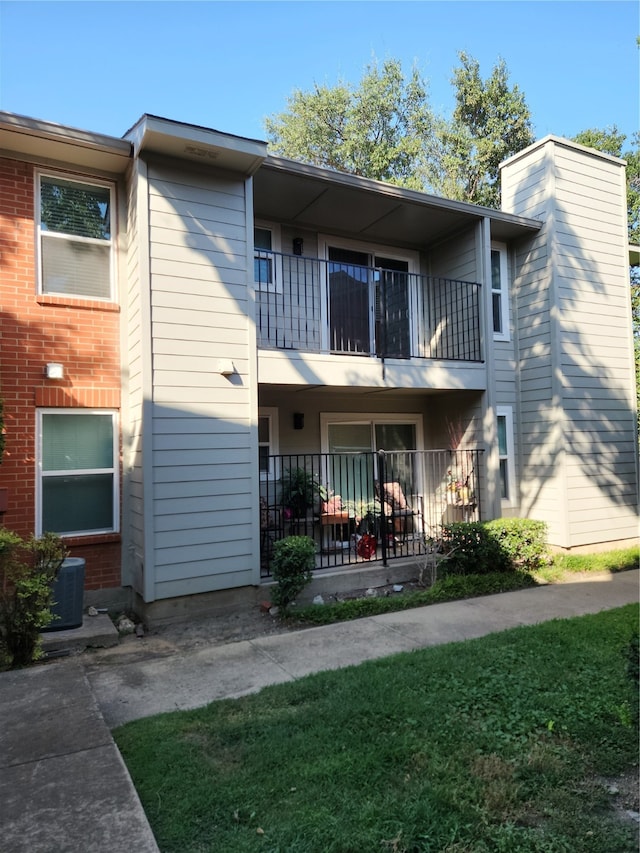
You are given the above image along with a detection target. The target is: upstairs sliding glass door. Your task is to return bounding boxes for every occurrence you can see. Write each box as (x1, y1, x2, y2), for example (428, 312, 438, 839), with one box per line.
(327, 247, 411, 358)
(375, 256, 410, 359)
(328, 247, 372, 354)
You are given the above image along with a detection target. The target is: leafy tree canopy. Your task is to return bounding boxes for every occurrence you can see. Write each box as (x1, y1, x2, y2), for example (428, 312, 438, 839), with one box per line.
(265, 58, 433, 191)
(428, 52, 535, 207)
(265, 52, 534, 207)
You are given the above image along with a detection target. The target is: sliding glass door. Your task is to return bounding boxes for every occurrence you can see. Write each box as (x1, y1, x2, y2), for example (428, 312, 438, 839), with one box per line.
(324, 418, 419, 512)
(327, 247, 411, 357)
(328, 247, 372, 354)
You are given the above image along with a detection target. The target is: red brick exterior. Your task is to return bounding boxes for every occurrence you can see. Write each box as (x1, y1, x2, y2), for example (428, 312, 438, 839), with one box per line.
(0, 157, 122, 590)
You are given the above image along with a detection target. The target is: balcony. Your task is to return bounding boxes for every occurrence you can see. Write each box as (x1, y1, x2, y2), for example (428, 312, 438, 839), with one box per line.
(260, 449, 483, 577)
(256, 252, 482, 362)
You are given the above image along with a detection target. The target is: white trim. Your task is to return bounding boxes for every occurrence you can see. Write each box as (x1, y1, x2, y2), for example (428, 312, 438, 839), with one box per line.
(320, 412, 424, 454)
(254, 220, 282, 293)
(318, 234, 420, 272)
(36, 408, 120, 537)
(258, 407, 279, 480)
(36, 169, 116, 302)
(491, 242, 510, 342)
(496, 405, 516, 507)
(319, 413, 425, 510)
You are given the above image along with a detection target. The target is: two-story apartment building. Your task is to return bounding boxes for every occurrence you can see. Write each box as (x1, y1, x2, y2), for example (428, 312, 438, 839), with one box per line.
(0, 111, 637, 617)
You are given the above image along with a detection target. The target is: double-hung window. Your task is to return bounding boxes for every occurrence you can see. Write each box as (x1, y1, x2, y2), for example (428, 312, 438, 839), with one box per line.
(491, 244, 509, 341)
(38, 173, 114, 300)
(38, 411, 118, 536)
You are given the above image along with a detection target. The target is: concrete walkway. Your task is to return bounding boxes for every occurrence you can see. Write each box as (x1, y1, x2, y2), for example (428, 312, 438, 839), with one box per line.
(0, 662, 159, 853)
(1, 569, 638, 852)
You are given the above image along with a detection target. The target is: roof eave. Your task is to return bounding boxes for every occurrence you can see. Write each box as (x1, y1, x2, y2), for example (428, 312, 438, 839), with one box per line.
(0, 111, 132, 174)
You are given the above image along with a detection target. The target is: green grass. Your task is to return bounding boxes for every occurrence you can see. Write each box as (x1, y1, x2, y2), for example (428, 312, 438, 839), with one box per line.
(116, 604, 639, 853)
(535, 546, 639, 584)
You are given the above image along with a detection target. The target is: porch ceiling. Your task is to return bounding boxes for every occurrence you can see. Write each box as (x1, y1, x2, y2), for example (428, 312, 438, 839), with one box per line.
(254, 157, 542, 249)
(259, 383, 444, 398)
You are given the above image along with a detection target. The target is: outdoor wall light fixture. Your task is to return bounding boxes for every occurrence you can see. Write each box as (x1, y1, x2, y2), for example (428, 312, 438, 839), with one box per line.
(45, 363, 64, 380)
(292, 237, 303, 256)
(293, 412, 304, 430)
(216, 359, 236, 377)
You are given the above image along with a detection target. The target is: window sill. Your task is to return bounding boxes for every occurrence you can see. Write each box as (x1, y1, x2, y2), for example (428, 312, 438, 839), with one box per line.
(37, 294, 119, 312)
(61, 532, 121, 547)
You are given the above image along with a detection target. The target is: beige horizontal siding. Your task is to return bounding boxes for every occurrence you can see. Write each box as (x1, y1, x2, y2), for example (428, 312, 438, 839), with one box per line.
(144, 160, 258, 599)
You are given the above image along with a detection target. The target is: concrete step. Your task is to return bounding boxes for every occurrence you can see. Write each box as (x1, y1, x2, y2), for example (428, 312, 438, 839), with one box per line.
(40, 614, 119, 657)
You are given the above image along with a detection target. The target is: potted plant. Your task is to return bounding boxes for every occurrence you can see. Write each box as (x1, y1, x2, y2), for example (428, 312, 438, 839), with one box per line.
(280, 467, 326, 518)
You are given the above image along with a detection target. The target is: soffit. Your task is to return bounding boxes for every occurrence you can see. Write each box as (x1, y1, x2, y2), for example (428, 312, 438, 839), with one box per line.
(125, 114, 267, 177)
(254, 158, 542, 249)
(0, 112, 131, 175)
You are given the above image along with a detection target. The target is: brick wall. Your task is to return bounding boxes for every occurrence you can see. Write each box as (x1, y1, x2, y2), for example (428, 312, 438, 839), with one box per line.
(0, 157, 122, 590)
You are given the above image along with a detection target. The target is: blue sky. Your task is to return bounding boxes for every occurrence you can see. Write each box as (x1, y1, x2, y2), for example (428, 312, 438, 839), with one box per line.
(0, 1, 638, 148)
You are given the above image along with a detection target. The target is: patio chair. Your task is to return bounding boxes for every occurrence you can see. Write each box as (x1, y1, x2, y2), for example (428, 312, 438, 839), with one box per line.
(377, 481, 418, 547)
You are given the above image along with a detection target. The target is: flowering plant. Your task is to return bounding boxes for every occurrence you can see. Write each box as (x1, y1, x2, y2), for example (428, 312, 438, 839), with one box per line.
(446, 469, 473, 505)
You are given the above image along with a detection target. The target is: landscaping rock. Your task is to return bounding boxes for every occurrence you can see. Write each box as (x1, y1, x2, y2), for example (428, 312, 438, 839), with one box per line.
(117, 616, 135, 635)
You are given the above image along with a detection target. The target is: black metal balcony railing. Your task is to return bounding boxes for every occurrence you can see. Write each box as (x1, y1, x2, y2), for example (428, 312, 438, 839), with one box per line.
(256, 252, 482, 362)
(260, 449, 483, 577)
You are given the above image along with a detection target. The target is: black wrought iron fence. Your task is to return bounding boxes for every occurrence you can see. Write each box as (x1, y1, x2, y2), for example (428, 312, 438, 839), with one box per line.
(260, 449, 483, 576)
(256, 251, 482, 362)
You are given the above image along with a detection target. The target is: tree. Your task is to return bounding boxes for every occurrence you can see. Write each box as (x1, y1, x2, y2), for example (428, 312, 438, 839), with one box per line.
(265, 58, 433, 190)
(265, 53, 534, 208)
(426, 52, 535, 207)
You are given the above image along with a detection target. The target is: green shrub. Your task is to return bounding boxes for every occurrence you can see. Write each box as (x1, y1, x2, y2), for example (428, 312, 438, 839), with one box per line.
(440, 519, 549, 576)
(270, 536, 316, 611)
(440, 521, 510, 575)
(0, 530, 68, 668)
(483, 518, 549, 571)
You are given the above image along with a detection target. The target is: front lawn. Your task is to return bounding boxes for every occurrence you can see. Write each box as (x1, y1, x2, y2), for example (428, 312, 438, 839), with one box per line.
(116, 604, 639, 853)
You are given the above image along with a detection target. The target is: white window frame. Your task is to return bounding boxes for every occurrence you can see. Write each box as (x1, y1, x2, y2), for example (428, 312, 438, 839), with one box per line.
(491, 243, 510, 342)
(258, 407, 279, 481)
(253, 221, 282, 294)
(36, 170, 116, 301)
(496, 405, 516, 506)
(319, 412, 425, 510)
(36, 409, 119, 537)
(320, 412, 424, 454)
